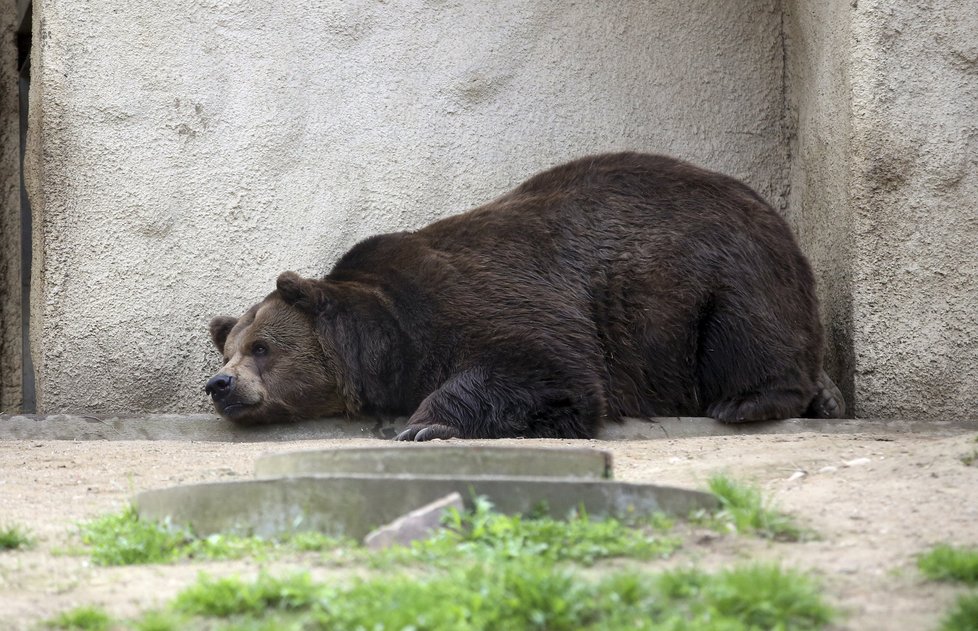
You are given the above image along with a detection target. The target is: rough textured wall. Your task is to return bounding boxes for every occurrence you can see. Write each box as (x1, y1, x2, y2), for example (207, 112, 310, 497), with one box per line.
(784, 0, 856, 409)
(786, 0, 978, 418)
(0, 3, 21, 413)
(846, 1, 978, 418)
(25, 0, 787, 414)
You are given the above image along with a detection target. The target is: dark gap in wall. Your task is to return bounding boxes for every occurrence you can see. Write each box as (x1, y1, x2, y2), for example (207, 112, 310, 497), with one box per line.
(17, 0, 34, 412)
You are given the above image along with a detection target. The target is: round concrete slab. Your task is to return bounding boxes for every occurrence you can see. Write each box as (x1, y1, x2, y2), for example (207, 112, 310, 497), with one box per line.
(134, 475, 718, 539)
(254, 445, 613, 479)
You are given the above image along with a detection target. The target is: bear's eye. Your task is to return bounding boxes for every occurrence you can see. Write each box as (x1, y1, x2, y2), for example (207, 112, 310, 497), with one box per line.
(252, 342, 269, 357)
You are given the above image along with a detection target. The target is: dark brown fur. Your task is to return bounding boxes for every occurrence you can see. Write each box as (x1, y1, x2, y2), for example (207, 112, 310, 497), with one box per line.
(207, 152, 843, 439)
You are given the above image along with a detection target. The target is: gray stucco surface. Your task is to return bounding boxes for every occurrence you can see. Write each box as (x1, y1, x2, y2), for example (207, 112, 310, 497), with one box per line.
(786, 0, 978, 418)
(13, 1, 978, 419)
(784, 0, 856, 409)
(846, 1, 978, 418)
(23, 0, 787, 414)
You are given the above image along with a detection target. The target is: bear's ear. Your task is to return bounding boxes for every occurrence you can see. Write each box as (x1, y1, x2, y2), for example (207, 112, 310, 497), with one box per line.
(276, 271, 330, 313)
(209, 316, 238, 354)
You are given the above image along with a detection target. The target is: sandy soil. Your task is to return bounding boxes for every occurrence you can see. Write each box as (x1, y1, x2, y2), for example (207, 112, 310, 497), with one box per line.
(1, 431, 977, 630)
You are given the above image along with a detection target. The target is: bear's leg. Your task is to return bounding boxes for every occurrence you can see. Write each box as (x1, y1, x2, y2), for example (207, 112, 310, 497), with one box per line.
(395, 366, 603, 441)
(706, 384, 814, 423)
(697, 307, 818, 423)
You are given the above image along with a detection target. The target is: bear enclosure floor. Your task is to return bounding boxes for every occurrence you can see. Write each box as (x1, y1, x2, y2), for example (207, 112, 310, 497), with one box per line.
(0, 422, 977, 629)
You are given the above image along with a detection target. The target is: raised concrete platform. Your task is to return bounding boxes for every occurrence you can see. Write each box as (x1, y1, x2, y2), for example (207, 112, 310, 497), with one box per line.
(135, 474, 718, 539)
(136, 444, 717, 538)
(2, 413, 977, 441)
(254, 445, 613, 479)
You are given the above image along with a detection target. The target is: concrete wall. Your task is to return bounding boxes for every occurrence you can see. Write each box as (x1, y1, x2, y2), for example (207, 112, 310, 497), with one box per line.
(847, 1, 978, 418)
(16, 0, 978, 418)
(22, 0, 787, 414)
(0, 2, 21, 413)
(784, 0, 856, 409)
(786, 0, 978, 418)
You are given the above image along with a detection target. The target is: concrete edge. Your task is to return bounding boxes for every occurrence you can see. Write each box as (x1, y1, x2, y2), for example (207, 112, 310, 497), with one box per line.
(254, 444, 614, 479)
(134, 474, 720, 539)
(2, 413, 977, 442)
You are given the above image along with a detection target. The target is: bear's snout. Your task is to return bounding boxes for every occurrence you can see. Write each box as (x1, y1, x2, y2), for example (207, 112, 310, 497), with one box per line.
(205, 373, 234, 401)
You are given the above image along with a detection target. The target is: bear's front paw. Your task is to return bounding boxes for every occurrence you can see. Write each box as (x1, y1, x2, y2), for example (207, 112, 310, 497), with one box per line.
(394, 423, 462, 442)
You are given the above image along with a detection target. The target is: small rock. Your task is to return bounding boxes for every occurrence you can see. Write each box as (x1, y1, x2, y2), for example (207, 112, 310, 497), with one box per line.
(786, 470, 807, 482)
(364, 492, 464, 550)
(818, 465, 838, 474)
(844, 457, 872, 467)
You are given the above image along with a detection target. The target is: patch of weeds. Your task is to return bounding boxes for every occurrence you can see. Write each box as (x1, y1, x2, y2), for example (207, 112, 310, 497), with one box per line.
(919, 544, 978, 585)
(132, 610, 184, 631)
(940, 593, 978, 631)
(80, 507, 191, 565)
(280, 530, 345, 552)
(372, 497, 680, 567)
(920, 544, 978, 631)
(703, 474, 810, 541)
(79, 506, 349, 566)
(79, 500, 674, 570)
(174, 572, 325, 618)
(47, 605, 112, 630)
(663, 564, 835, 630)
(0, 523, 34, 551)
(137, 560, 834, 630)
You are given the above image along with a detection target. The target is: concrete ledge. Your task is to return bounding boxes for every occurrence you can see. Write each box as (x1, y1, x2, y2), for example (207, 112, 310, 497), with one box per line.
(255, 445, 613, 479)
(134, 474, 718, 539)
(1, 413, 977, 442)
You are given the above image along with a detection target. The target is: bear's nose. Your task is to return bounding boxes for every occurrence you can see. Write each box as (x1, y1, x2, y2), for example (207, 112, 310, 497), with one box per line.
(205, 374, 234, 400)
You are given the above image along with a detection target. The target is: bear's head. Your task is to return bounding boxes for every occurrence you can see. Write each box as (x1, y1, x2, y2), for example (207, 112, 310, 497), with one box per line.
(204, 272, 350, 425)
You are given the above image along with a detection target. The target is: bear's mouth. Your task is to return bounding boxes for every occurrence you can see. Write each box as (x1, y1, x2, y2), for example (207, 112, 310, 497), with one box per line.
(217, 401, 256, 418)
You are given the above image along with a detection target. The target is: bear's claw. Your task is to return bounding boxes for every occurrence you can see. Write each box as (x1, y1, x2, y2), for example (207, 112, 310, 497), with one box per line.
(394, 424, 462, 441)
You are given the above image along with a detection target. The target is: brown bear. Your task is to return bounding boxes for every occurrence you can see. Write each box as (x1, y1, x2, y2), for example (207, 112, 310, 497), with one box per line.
(206, 152, 844, 440)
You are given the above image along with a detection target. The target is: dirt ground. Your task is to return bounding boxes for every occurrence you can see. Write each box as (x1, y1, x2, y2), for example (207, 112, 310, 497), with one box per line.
(1, 431, 977, 630)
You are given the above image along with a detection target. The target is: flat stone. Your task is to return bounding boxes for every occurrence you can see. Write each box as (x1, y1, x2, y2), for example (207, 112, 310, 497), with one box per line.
(133, 474, 718, 539)
(255, 445, 613, 479)
(363, 492, 464, 550)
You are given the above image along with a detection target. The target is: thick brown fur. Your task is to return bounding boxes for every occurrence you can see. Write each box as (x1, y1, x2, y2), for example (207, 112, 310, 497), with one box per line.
(206, 152, 844, 439)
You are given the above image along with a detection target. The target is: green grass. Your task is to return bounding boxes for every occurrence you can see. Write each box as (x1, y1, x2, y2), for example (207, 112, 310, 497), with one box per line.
(47, 606, 112, 630)
(919, 544, 978, 585)
(174, 572, 325, 617)
(78, 506, 348, 566)
(65, 497, 838, 629)
(372, 496, 680, 567)
(131, 610, 185, 631)
(79, 477, 808, 569)
(940, 593, 978, 631)
(919, 544, 978, 631)
(705, 474, 809, 541)
(79, 500, 677, 568)
(132, 560, 833, 630)
(0, 523, 34, 551)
